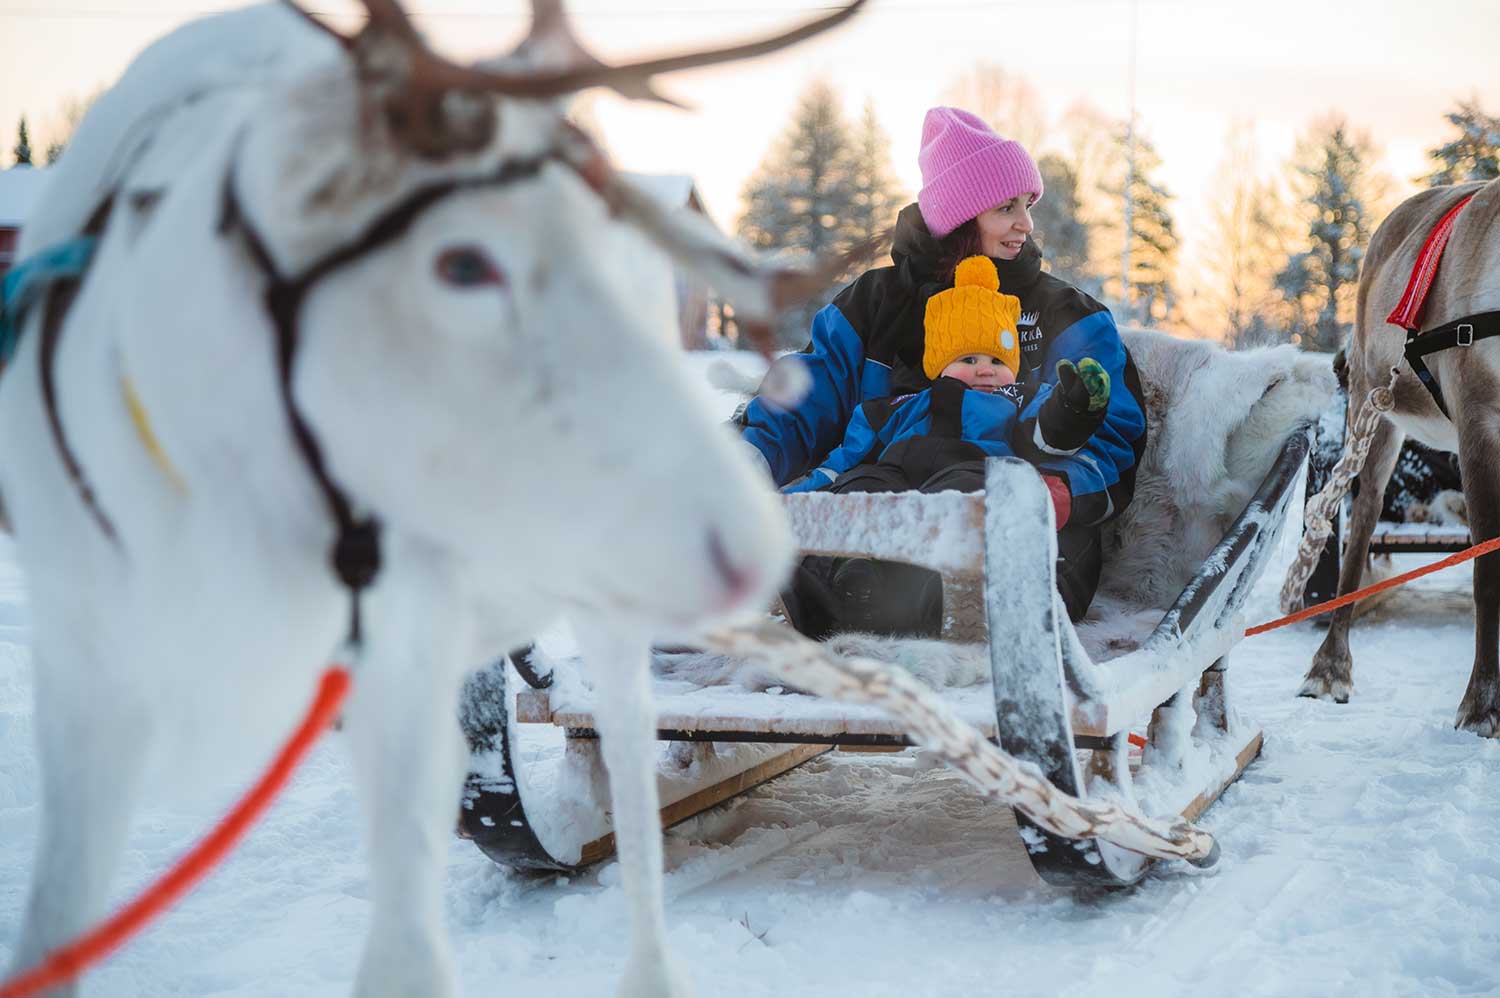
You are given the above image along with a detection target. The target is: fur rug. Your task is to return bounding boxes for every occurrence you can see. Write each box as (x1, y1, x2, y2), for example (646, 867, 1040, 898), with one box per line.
(1099, 329, 1336, 607)
(659, 331, 1338, 691)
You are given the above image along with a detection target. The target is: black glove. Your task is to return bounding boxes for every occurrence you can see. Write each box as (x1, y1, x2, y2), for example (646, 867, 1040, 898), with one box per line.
(1036, 358, 1111, 453)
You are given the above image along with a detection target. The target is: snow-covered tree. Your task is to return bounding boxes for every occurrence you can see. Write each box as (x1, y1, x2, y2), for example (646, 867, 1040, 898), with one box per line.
(1098, 129, 1179, 327)
(1200, 121, 1291, 348)
(1056, 101, 1127, 286)
(738, 80, 863, 347)
(939, 62, 1046, 153)
(41, 92, 99, 165)
(1032, 153, 1095, 293)
(845, 99, 906, 256)
(1423, 98, 1500, 187)
(1275, 118, 1380, 354)
(12, 117, 32, 167)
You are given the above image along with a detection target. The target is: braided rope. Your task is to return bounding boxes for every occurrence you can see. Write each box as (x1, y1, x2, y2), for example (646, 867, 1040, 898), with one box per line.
(702, 621, 1217, 866)
(1278, 366, 1400, 615)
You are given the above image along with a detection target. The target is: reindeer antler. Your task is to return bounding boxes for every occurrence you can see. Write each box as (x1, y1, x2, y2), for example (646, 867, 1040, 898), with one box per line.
(284, 0, 867, 157)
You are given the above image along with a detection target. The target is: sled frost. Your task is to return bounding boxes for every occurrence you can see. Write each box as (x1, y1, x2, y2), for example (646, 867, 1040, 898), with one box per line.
(460, 428, 1310, 889)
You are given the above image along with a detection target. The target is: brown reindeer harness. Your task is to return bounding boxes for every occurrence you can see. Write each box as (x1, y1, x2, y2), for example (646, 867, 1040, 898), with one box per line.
(1393, 193, 1500, 419)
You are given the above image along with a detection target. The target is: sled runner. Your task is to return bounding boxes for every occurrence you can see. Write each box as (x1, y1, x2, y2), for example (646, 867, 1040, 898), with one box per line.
(458, 331, 1332, 888)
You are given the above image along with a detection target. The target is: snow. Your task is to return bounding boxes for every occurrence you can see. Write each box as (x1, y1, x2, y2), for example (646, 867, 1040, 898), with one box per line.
(2, 354, 1500, 995)
(0, 166, 48, 229)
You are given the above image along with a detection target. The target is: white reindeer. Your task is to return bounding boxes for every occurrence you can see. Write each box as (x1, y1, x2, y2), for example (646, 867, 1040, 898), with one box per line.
(0, 2, 865, 995)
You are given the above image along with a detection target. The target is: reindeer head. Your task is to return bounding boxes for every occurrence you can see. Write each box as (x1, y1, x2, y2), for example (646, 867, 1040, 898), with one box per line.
(214, 0, 868, 635)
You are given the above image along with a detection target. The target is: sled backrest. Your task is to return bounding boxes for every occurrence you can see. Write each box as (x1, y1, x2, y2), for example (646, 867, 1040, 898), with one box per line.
(781, 331, 1335, 639)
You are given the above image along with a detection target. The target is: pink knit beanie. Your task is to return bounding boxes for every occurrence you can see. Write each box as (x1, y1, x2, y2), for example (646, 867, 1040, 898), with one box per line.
(917, 107, 1044, 239)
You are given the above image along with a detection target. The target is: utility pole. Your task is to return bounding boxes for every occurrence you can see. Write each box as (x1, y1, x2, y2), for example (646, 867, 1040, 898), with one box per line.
(1120, 0, 1138, 325)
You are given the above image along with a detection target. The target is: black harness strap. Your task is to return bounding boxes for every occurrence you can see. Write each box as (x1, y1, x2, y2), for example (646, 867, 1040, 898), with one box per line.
(1403, 309, 1500, 420)
(218, 149, 558, 644)
(36, 197, 119, 545)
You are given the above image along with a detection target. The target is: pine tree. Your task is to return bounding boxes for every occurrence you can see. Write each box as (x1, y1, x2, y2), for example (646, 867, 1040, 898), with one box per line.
(12, 117, 33, 167)
(738, 80, 862, 347)
(845, 99, 906, 256)
(41, 91, 101, 166)
(1201, 121, 1290, 348)
(1099, 130, 1178, 326)
(939, 62, 1046, 153)
(1031, 154, 1094, 293)
(1275, 119, 1379, 354)
(1423, 98, 1500, 186)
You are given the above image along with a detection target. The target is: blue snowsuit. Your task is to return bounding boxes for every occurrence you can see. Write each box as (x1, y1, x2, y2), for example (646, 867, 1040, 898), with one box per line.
(782, 377, 1025, 494)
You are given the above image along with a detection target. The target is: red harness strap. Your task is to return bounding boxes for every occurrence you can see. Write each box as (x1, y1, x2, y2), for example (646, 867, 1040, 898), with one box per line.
(1387, 193, 1475, 331)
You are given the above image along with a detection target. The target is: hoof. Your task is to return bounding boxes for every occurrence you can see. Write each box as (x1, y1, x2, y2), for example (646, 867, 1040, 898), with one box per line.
(1297, 673, 1353, 703)
(1455, 703, 1500, 738)
(1455, 680, 1500, 738)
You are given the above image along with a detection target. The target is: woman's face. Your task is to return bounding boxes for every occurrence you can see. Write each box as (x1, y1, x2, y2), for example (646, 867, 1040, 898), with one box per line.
(974, 194, 1037, 260)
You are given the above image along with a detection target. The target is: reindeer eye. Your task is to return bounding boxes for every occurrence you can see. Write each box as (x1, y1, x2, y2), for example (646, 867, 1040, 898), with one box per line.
(435, 246, 504, 288)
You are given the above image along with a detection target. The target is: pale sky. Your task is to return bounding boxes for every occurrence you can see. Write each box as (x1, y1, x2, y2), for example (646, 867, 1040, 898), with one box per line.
(3, 0, 1498, 292)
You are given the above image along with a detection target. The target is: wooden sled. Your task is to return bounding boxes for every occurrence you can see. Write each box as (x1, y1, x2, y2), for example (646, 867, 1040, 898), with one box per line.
(459, 426, 1313, 889)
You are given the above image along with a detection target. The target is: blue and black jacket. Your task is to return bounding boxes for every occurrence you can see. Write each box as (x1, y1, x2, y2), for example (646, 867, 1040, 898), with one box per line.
(741, 203, 1147, 527)
(783, 377, 1024, 494)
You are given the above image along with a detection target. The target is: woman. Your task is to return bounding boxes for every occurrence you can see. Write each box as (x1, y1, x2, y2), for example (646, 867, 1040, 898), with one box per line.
(739, 106, 1147, 635)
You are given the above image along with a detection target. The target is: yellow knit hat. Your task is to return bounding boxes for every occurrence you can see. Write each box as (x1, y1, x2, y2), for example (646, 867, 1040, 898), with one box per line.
(922, 256, 1023, 381)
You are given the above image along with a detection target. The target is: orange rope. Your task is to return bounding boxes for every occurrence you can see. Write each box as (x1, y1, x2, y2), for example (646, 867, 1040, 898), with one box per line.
(3, 537, 1495, 995)
(0, 666, 351, 998)
(1246, 536, 1500, 637)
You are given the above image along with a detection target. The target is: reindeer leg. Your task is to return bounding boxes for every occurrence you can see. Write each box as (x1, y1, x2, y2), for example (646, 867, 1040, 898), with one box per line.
(11, 644, 151, 998)
(1301, 414, 1404, 702)
(575, 624, 691, 998)
(345, 554, 473, 998)
(1455, 418, 1500, 736)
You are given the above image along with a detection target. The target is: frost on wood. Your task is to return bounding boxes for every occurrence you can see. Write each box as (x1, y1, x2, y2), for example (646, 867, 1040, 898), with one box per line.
(784, 490, 986, 574)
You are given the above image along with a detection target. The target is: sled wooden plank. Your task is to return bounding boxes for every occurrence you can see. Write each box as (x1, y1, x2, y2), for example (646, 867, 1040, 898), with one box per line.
(1181, 729, 1263, 824)
(519, 669, 1232, 741)
(783, 491, 986, 575)
(577, 742, 830, 866)
(516, 687, 553, 723)
(543, 700, 984, 739)
(1369, 527, 1470, 547)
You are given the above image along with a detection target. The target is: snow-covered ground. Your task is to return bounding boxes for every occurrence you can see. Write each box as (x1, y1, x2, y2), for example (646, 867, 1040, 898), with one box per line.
(2, 356, 1499, 997)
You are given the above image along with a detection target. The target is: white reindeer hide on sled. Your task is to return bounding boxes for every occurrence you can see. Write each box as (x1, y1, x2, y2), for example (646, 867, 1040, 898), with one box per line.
(656, 330, 1335, 691)
(1100, 329, 1336, 607)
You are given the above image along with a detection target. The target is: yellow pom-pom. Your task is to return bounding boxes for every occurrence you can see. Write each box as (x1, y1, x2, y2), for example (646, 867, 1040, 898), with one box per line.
(953, 255, 999, 292)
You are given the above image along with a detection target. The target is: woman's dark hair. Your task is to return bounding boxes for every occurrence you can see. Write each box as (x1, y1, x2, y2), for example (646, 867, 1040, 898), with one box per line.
(937, 218, 984, 282)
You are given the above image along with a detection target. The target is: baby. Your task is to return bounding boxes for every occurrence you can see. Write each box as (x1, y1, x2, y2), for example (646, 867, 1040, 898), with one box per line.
(785, 255, 1110, 496)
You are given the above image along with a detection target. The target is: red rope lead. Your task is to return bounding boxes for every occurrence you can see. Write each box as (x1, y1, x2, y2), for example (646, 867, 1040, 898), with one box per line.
(1246, 536, 1500, 637)
(0, 666, 351, 998)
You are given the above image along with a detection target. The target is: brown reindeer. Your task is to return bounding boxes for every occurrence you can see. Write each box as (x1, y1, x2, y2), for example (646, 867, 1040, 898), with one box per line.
(1301, 178, 1500, 737)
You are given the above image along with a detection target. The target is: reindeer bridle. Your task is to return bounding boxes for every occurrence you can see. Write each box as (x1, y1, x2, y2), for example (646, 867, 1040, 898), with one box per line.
(217, 130, 612, 641)
(12, 0, 870, 647)
(213, 0, 869, 638)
